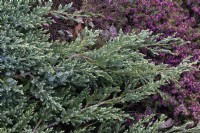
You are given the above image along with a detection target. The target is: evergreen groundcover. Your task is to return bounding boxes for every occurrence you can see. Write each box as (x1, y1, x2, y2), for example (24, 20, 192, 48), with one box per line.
(1, 0, 200, 132)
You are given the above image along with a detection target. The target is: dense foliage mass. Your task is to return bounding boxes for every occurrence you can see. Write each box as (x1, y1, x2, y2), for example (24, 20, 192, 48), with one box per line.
(127, 0, 200, 123)
(52, 0, 200, 124)
(1, 0, 200, 132)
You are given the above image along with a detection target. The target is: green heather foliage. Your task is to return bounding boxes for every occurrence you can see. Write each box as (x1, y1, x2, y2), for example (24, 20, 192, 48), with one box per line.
(0, 0, 200, 132)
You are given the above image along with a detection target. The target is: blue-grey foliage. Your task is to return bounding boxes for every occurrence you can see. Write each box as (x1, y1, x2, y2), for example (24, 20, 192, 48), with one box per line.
(0, 0, 199, 132)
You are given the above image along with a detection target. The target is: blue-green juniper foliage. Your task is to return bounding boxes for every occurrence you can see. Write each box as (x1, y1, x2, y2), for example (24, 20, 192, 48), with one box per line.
(1, 0, 200, 132)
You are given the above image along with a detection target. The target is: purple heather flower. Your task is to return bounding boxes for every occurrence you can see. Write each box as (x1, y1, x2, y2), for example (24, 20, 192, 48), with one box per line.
(174, 104, 190, 117)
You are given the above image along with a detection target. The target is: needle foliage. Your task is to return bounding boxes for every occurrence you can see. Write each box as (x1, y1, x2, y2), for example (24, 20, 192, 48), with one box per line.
(0, 0, 199, 132)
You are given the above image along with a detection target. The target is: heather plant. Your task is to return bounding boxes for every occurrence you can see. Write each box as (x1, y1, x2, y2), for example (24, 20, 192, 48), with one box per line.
(123, 0, 200, 123)
(1, 0, 199, 132)
(173, 0, 200, 23)
(126, 0, 200, 66)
